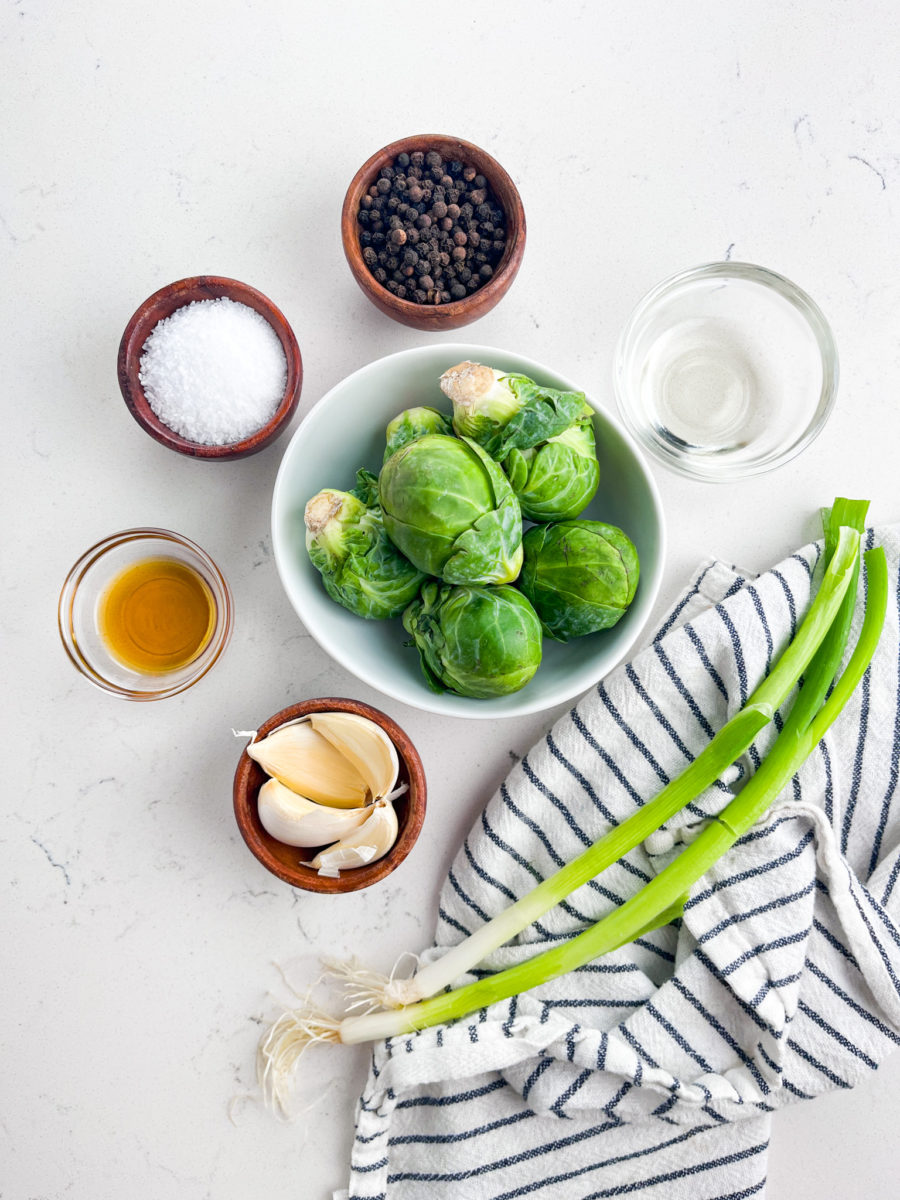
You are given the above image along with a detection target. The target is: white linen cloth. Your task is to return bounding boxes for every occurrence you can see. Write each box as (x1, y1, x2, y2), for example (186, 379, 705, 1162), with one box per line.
(341, 526, 900, 1200)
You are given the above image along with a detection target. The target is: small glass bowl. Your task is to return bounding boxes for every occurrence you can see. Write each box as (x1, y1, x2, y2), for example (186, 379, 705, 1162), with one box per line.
(58, 528, 233, 700)
(614, 262, 838, 481)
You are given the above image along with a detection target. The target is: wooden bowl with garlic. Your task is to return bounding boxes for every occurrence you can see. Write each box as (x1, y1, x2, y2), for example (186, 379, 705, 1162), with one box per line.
(232, 698, 426, 893)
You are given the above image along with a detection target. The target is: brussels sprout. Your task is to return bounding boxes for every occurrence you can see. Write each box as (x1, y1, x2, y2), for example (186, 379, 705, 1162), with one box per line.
(305, 469, 426, 620)
(505, 416, 600, 522)
(440, 361, 590, 460)
(403, 581, 542, 697)
(379, 434, 523, 585)
(519, 520, 640, 642)
(384, 406, 453, 464)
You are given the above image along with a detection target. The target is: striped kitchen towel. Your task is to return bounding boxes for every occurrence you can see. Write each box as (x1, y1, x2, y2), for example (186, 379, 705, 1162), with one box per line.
(343, 524, 900, 1200)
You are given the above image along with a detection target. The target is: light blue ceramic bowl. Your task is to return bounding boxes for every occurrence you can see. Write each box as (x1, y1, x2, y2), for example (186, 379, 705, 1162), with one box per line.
(272, 344, 665, 719)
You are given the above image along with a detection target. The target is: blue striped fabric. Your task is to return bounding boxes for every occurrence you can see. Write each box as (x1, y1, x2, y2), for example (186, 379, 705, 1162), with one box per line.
(343, 528, 900, 1200)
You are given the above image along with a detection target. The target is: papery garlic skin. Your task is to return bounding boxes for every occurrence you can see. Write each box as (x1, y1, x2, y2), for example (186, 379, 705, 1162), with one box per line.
(257, 779, 371, 848)
(247, 722, 370, 808)
(308, 711, 399, 800)
(306, 799, 399, 876)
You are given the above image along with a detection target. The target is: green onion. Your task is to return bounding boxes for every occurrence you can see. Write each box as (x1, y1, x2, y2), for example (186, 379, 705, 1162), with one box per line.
(339, 543, 887, 1044)
(370, 521, 861, 1010)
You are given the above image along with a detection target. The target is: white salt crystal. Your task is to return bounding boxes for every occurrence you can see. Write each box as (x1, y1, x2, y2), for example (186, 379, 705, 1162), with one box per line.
(138, 297, 288, 445)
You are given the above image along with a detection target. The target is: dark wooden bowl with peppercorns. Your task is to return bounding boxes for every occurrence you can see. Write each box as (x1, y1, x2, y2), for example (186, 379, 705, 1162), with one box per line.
(341, 134, 526, 331)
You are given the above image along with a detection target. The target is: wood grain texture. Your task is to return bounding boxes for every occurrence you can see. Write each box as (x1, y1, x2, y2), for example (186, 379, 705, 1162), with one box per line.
(341, 134, 526, 331)
(117, 275, 303, 460)
(232, 697, 427, 893)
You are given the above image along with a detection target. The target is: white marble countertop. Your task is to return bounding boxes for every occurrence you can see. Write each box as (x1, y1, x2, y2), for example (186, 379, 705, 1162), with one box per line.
(5, 2, 900, 1196)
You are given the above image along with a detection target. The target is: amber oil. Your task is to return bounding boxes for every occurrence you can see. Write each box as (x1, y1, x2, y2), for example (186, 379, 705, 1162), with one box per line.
(99, 557, 215, 674)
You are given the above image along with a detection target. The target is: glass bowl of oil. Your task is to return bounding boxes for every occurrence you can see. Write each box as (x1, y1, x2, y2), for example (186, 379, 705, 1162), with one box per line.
(614, 262, 838, 481)
(58, 528, 233, 700)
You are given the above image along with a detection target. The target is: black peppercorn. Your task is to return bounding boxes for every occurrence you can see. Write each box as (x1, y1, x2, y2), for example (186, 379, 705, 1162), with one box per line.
(356, 147, 507, 307)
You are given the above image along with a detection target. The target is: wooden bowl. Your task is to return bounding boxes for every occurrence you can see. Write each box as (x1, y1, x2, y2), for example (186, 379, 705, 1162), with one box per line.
(341, 134, 526, 331)
(232, 698, 427, 893)
(117, 276, 302, 460)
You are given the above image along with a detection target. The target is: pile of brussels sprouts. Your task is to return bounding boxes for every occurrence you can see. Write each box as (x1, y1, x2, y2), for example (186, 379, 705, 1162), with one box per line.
(304, 362, 640, 699)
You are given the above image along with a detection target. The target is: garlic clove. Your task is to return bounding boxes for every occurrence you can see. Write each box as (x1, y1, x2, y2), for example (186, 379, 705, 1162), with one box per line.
(247, 722, 370, 808)
(257, 778, 371, 848)
(308, 711, 399, 800)
(305, 798, 399, 877)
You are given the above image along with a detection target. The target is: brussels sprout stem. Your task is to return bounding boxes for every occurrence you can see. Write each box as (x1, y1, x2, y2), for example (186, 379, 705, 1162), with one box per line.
(339, 543, 886, 1044)
(375, 521, 861, 1008)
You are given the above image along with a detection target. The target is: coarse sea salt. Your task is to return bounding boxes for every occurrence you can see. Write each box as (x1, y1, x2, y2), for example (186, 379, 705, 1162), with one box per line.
(138, 297, 288, 445)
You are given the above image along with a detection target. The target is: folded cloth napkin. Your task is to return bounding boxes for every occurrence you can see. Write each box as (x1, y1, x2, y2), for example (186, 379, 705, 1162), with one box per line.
(342, 525, 900, 1200)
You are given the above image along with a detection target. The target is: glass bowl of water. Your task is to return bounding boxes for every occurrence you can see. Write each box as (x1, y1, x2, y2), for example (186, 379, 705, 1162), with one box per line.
(614, 262, 838, 481)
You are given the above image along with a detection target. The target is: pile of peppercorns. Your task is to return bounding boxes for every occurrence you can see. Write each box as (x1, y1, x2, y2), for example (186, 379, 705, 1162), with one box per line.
(356, 149, 508, 305)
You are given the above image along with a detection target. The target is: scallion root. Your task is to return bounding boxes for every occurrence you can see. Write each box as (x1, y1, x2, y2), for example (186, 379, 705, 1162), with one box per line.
(257, 1003, 343, 1117)
(321, 952, 422, 1011)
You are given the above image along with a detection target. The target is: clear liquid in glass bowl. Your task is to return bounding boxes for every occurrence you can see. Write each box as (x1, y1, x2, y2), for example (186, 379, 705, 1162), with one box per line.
(615, 263, 838, 480)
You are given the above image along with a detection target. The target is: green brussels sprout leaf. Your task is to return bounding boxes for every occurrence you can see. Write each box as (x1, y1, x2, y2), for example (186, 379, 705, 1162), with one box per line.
(520, 520, 640, 641)
(384, 406, 453, 464)
(441, 361, 589, 460)
(505, 417, 600, 522)
(305, 476, 426, 620)
(403, 581, 543, 698)
(379, 434, 523, 585)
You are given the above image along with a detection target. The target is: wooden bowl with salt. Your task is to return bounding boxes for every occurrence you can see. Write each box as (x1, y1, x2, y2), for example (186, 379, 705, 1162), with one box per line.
(117, 275, 303, 460)
(232, 697, 427, 894)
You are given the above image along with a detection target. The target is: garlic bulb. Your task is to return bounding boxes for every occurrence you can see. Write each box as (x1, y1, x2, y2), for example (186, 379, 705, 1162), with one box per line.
(247, 722, 370, 808)
(308, 711, 399, 799)
(257, 779, 370, 848)
(306, 799, 399, 878)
